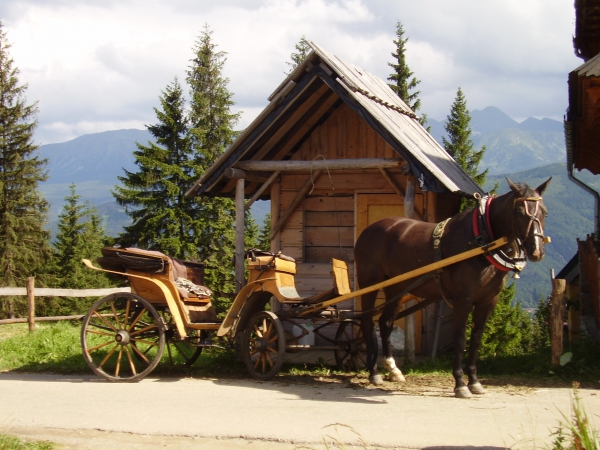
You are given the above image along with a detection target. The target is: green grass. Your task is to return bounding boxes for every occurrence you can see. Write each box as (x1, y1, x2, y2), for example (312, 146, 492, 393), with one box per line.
(0, 434, 55, 450)
(551, 386, 600, 449)
(2, 321, 600, 389)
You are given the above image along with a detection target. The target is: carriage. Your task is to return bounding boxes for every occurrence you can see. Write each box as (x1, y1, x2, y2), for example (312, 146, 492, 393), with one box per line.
(80, 235, 508, 383)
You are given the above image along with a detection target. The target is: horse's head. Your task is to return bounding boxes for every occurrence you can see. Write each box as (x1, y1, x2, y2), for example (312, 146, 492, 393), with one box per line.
(507, 177, 551, 262)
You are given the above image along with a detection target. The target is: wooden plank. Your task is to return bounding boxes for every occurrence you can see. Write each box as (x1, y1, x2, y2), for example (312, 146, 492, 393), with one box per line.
(304, 196, 354, 212)
(274, 92, 341, 162)
(280, 210, 303, 228)
(271, 171, 322, 240)
(305, 247, 354, 264)
(281, 246, 303, 261)
(295, 262, 355, 278)
(551, 278, 566, 365)
(271, 182, 281, 252)
(297, 237, 508, 316)
(305, 211, 353, 227)
(305, 226, 354, 247)
(0, 287, 132, 297)
(235, 179, 246, 292)
(296, 263, 331, 277)
(245, 171, 280, 211)
(27, 277, 35, 332)
(280, 228, 303, 247)
(282, 172, 395, 191)
(252, 84, 332, 162)
(236, 158, 402, 172)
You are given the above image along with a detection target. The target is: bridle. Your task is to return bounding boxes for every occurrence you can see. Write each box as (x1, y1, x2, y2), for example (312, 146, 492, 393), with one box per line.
(513, 196, 548, 245)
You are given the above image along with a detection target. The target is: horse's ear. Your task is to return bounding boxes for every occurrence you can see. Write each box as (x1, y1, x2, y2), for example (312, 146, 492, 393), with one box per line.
(536, 177, 552, 195)
(506, 177, 521, 193)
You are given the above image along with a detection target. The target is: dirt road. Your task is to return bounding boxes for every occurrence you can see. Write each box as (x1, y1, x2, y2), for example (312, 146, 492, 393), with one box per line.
(1, 372, 598, 449)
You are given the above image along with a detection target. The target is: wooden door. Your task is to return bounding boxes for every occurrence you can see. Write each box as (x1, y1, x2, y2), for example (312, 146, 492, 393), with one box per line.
(355, 193, 422, 354)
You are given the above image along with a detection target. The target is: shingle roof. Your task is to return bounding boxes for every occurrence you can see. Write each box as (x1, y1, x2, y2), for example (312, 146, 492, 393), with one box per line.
(188, 42, 483, 197)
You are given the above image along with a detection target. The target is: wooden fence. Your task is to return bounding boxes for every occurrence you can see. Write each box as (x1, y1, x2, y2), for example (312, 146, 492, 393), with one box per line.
(0, 277, 130, 332)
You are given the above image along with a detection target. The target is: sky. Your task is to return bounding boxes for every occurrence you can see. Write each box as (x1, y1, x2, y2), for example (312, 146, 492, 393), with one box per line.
(1, 0, 581, 145)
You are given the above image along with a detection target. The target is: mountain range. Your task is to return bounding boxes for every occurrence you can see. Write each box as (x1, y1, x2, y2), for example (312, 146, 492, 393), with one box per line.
(36, 106, 589, 307)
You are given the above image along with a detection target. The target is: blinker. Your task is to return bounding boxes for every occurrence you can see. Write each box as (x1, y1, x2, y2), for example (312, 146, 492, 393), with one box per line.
(543, 236, 552, 244)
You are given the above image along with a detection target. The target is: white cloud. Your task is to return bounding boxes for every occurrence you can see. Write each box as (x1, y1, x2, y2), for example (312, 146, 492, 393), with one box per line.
(1, 0, 582, 144)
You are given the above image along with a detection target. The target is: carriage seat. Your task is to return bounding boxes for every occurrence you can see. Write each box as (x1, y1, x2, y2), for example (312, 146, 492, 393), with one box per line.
(96, 247, 212, 298)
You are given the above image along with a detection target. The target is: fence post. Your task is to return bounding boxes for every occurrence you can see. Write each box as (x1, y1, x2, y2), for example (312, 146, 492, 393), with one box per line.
(27, 277, 35, 333)
(551, 278, 566, 365)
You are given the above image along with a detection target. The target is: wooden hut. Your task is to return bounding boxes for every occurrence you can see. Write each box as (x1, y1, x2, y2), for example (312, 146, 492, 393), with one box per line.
(187, 42, 483, 355)
(564, 0, 600, 340)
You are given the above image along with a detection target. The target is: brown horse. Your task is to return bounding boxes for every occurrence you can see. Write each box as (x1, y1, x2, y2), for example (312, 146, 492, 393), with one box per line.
(354, 178, 551, 398)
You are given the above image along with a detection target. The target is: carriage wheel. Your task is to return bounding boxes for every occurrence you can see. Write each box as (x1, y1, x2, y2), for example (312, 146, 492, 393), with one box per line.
(161, 310, 203, 367)
(334, 321, 367, 372)
(242, 311, 285, 381)
(81, 293, 165, 382)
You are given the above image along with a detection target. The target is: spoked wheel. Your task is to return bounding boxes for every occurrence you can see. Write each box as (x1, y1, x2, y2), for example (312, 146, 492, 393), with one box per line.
(243, 311, 285, 381)
(334, 321, 367, 372)
(161, 310, 203, 367)
(81, 293, 165, 382)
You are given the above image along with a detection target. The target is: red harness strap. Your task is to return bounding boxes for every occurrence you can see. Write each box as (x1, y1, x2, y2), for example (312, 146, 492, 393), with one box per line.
(472, 197, 511, 272)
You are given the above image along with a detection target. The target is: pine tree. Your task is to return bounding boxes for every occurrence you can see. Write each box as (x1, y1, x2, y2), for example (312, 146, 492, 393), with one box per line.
(285, 36, 311, 74)
(186, 25, 242, 315)
(0, 22, 51, 318)
(387, 21, 427, 127)
(442, 88, 489, 210)
(257, 212, 271, 251)
(114, 78, 203, 259)
(467, 283, 533, 358)
(45, 185, 111, 316)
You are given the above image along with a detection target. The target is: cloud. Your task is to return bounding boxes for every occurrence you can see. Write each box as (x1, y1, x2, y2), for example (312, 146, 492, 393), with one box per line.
(1, 0, 582, 144)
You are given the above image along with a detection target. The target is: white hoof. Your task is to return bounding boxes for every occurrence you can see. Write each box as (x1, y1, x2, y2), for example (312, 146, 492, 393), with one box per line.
(370, 374, 384, 385)
(388, 368, 406, 382)
(468, 382, 486, 395)
(454, 386, 473, 398)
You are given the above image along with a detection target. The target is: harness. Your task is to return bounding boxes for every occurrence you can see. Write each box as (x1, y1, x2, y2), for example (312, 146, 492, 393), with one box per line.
(472, 195, 527, 276)
(431, 193, 544, 303)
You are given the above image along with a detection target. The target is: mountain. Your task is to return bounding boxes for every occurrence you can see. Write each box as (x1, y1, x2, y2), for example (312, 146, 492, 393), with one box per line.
(428, 106, 565, 175)
(39, 129, 147, 236)
(485, 163, 596, 308)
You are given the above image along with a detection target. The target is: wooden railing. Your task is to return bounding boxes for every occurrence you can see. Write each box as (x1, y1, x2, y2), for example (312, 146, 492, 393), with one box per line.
(0, 277, 130, 331)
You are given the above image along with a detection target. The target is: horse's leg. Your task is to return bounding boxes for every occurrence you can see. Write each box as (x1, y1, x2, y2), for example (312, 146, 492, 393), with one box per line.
(359, 291, 382, 385)
(452, 298, 473, 399)
(379, 300, 405, 382)
(464, 298, 498, 395)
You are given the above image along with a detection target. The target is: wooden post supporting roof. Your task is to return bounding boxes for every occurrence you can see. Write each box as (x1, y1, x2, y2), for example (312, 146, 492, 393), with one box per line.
(235, 178, 245, 292)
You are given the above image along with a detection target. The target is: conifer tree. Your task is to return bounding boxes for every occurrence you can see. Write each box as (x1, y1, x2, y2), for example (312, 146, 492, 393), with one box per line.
(442, 87, 489, 211)
(186, 25, 242, 314)
(0, 22, 51, 318)
(387, 21, 427, 127)
(45, 185, 111, 316)
(285, 36, 311, 74)
(114, 78, 202, 259)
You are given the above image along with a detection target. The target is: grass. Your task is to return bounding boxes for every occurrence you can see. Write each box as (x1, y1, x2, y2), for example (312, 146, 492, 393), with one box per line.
(2, 321, 600, 390)
(0, 434, 55, 450)
(551, 385, 600, 449)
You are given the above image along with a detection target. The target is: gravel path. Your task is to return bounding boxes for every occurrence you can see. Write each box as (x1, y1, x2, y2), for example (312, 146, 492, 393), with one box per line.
(1, 372, 598, 449)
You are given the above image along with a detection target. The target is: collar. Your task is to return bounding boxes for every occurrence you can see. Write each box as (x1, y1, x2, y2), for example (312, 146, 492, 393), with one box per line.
(472, 195, 526, 274)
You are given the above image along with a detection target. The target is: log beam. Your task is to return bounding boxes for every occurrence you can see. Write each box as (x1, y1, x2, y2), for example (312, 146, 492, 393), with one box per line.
(235, 158, 402, 173)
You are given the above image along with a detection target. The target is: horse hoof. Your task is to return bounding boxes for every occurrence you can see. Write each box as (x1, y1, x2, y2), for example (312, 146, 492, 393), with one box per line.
(388, 369, 406, 382)
(468, 382, 486, 395)
(454, 386, 473, 399)
(370, 374, 384, 385)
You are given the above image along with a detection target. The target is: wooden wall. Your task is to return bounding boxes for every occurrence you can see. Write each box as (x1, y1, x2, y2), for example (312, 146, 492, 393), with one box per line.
(270, 101, 460, 353)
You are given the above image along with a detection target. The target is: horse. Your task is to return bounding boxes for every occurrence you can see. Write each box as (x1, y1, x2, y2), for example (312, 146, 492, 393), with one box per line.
(353, 178, 551, 398)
